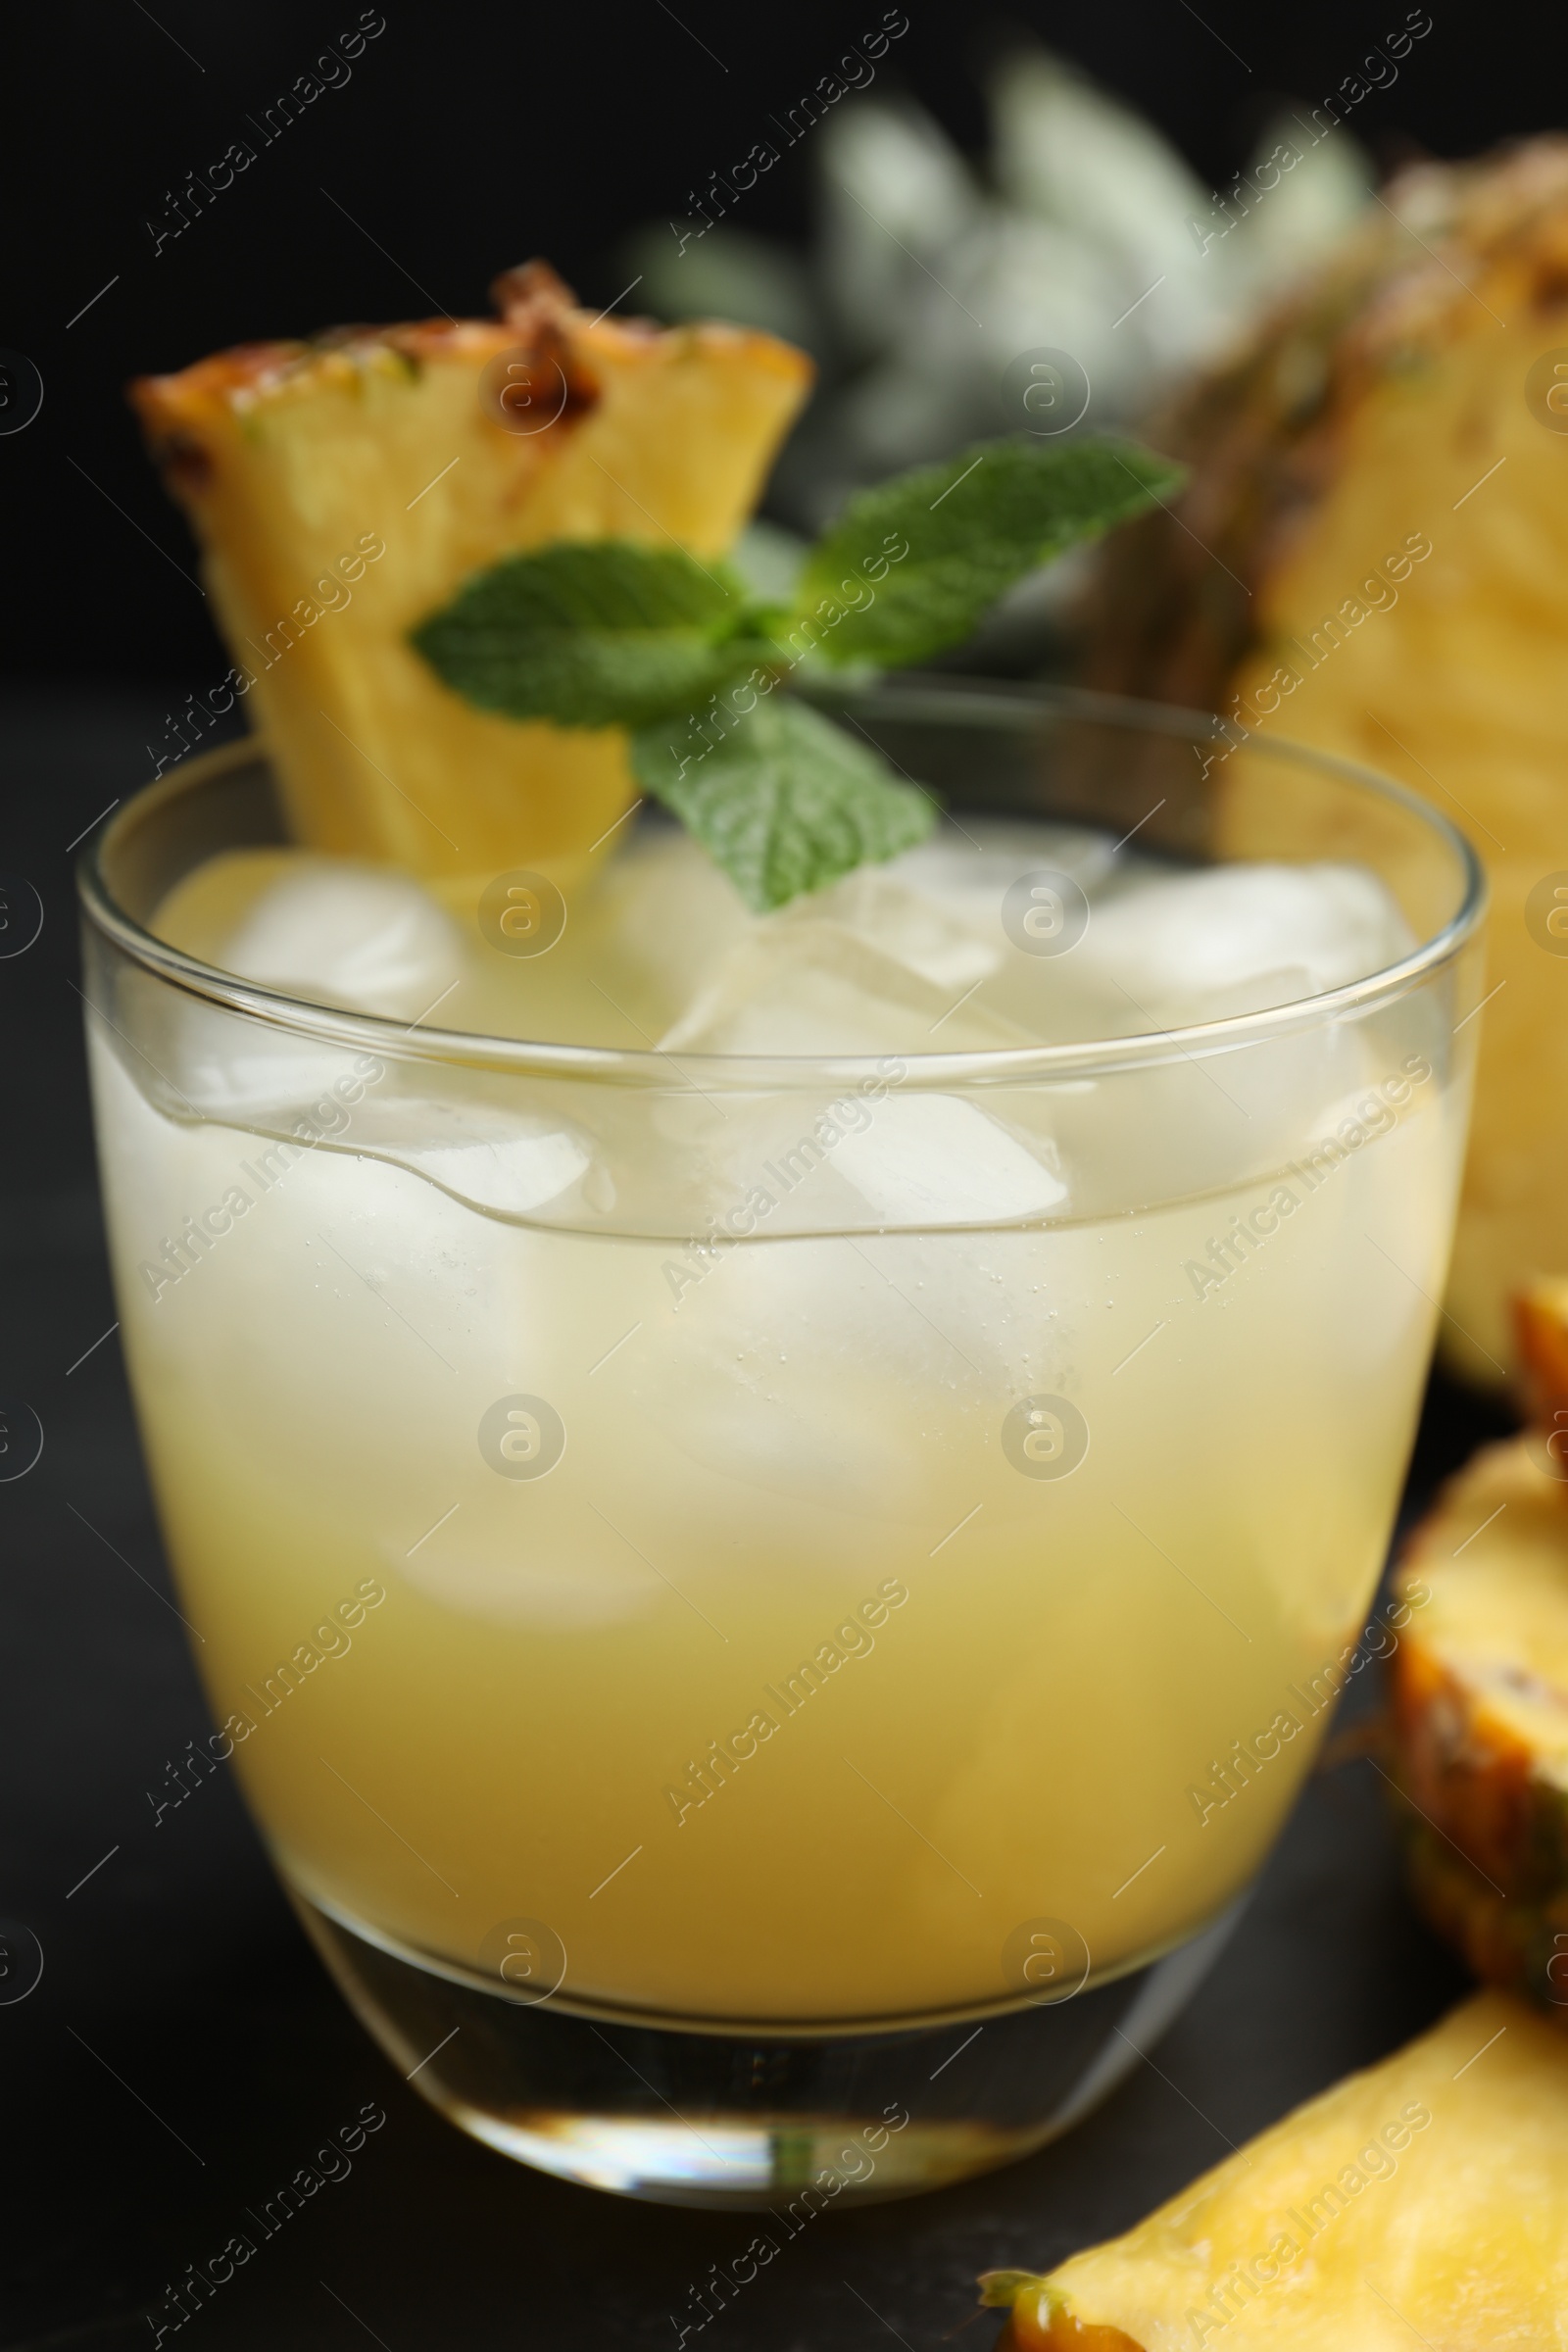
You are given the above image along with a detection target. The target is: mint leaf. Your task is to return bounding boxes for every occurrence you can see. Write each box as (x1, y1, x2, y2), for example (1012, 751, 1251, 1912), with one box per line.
(797, 435, 1185, 669)
(631, 696, 935, 912)
(411, 541, 774, 729)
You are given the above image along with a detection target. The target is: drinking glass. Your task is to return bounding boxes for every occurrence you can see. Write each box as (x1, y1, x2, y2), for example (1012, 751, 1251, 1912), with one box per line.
(78, 680, 1483, 2206)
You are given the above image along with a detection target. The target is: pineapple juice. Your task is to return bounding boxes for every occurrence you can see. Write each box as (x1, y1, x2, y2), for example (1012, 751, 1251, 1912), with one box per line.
(88, 826, 1467, 2027)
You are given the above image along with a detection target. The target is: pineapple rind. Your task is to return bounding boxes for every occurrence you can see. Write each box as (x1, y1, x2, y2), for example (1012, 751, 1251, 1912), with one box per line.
(1391, 1435, 1568, 1904)
(1401, 1817, 1568, 2016)
(1026, 1991, 1568, 2349)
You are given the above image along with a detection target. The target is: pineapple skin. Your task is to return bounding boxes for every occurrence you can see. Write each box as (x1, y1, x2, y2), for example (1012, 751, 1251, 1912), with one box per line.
(991, 1990, 1568, 2349)
(130, 268, 812, 882)
(1401, 1820, 1568, 2019)
(1078, 140, 1568, 1383)
(1389, 1433, 1568, 2006)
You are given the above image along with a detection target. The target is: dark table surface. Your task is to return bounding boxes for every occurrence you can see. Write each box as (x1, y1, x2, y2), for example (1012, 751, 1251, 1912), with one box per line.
(1, 687, 1512, 2352)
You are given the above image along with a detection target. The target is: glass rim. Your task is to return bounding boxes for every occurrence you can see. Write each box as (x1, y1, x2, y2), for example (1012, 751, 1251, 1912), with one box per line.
(76, 677, 1487, 1093)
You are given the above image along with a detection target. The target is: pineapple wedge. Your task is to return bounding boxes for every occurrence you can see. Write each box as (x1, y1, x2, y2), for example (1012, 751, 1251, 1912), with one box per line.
(1389, 1430, 1568, 2009)
(1077, 139, 1568, 1383)
(130, 264, 811, 880)
(983, 1991, 1568, 2349)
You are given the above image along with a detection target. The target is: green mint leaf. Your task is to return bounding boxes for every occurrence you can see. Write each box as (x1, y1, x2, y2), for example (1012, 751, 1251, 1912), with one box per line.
(410, 541, 775, 729)
(797, 434, 1186, 669)
(631, 696, 935, 913)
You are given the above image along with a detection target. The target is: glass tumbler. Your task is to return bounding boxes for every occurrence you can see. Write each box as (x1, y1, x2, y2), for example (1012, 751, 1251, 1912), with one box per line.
(78, 679, 1484, 2206)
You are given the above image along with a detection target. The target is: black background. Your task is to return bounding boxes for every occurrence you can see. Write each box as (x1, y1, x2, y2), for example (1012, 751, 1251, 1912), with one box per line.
(0, 5, 1544, 2348)
(5, 0, 1568, 684)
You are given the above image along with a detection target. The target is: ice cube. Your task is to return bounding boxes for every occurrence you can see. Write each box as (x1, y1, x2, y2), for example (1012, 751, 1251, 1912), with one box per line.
(888, 815, 1119, 917)
(1013, 858, 1423, 1211)
(1074, 861, 1412, 1027)
(218, 858, 467, 1021)
(590, 825, 752, 987)
(161, 996, 382, 1128)
(831, 1095, 1066, 1223)
(875, 818, 1133, 1047)
(646, 819, 1135, 1055)
(786, 867, 999, 992)
(679, 1080, 1068, 1247)
(625, 1210, 1096, 1528)
(155, 856, 472, 1123)
(661, 921, 1031, 1056)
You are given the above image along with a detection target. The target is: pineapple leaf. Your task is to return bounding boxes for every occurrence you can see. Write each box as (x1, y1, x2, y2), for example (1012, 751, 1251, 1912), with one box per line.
(630, 694, 935, 913)
(411, 541, 777, 729)
(797, 434, 1186, 669)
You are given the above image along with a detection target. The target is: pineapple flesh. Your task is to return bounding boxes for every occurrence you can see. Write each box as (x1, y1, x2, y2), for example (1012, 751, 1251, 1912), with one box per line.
(984, 1991, 1568, 2349)
(130, 264, 811, 881)
(1078, 139, 1568, 1382)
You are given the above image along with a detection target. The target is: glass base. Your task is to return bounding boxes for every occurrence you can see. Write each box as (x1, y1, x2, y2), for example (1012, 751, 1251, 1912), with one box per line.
(293, 1888, 1245, 2205)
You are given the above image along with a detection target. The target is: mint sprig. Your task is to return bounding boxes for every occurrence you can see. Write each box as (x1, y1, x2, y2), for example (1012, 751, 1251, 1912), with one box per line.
(412, 433, 1183, 908)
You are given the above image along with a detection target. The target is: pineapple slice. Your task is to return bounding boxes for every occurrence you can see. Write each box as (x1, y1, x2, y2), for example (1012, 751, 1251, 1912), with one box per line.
(1077, 139, 1568, 1383)
(130, 264, 811, 881)
(983, 1991, 1568, 2349)
(1388, 1430, 1568, 2008)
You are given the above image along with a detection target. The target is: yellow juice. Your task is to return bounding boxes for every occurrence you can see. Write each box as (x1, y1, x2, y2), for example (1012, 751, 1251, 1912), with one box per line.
(90, 925, 1463, 2022)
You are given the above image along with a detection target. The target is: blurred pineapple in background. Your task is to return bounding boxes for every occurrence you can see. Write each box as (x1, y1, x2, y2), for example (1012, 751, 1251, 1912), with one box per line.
(624, 47, 1372, 537)
(626, 66, 1568, 1371)
(1079, 140, 1568, 1382)
(1386, 1278, 1568, 2014)
(132, 267, 810, 881)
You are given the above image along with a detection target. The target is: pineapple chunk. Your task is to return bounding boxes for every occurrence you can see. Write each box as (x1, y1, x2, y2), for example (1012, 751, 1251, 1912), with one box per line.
(1078, 139, 1568, 1382)
(130, 264, 811, 880)
(984, 1991, 1568, 2349)
(1388, 1431, 1568, 2008)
